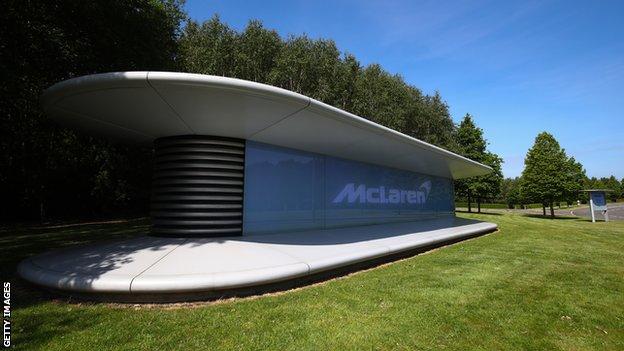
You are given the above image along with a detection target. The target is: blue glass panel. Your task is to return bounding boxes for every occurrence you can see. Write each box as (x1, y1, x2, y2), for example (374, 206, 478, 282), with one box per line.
(325, 157, 453, 228)
(243, 141, 454, 235)
(243, 142, 324, 234)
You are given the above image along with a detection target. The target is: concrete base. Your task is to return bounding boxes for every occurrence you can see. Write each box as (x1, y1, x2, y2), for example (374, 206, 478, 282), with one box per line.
(18, 217, 496, 299)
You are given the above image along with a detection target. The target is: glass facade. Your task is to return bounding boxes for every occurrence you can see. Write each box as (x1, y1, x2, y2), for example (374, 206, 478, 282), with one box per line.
(243, 141, 454, 235)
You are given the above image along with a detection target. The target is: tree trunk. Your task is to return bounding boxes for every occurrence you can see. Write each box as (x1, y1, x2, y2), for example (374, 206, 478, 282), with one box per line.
(477, 198, 481, 213)
(39, 185, 45, 223)
(40, 201, 45, 223)
(468, 195, 472, 213)
(550, 202, 555, 218)
(542, 204, 546, 216)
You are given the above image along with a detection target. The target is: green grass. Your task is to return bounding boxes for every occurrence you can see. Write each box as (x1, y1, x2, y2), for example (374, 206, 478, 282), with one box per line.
(3, 213, 624, 350)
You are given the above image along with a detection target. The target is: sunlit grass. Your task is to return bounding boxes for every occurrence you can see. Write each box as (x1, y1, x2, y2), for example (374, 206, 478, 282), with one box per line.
(4, 213, 624, 350)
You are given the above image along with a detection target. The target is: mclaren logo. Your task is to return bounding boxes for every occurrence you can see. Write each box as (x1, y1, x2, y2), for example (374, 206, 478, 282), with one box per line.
(332, 181, 432, 204)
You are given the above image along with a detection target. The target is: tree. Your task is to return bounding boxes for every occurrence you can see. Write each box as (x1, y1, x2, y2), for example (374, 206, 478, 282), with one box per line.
(454, 114, 487, 160)
(2, 8, 471, 222)
(500, 177, 522, 209)
(580, 175, 622, 203)
(520, 132, 578, 218)
(604, 176, 622, 201)
(234, 20, 282, 83)
(473, 153, 504, 212)
(453, 114, 502, 212)
(351, 64, 411, 132)
(331, 54, 360, 112)
(178, 17, 457, 150)
(454, 114, 483, 212)
(561, 157, 586, 206)
(178, 15, 237, 76)
(1, 0, 186, 221)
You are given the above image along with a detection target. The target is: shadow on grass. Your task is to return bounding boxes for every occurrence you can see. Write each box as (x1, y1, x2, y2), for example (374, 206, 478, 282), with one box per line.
(457, 209, 593, 222)
(455, 210, 503, 216)
(0, 218, 152, 349)
(0, 218, 150, 310)
(566, 217, 608, 223)
(521, 213, 583, 221)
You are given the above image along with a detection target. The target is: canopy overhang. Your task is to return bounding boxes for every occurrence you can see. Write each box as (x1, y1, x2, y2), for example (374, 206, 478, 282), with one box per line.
(42, 72, 492, 179)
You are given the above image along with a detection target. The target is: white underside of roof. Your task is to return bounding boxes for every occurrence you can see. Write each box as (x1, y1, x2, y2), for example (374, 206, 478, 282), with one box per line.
(18, 217, 497, 295)
(42, 71, 491, 179)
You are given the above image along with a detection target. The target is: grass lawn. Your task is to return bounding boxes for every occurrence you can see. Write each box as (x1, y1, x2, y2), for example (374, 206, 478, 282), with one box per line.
(2, 213, 624, 350)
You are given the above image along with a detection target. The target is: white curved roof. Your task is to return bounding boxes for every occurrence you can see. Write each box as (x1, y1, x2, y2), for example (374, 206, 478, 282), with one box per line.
(42, 72, 491, 179)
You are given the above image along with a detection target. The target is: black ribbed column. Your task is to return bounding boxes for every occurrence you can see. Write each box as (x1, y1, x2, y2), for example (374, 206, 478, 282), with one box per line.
(151, 135, 245, 237)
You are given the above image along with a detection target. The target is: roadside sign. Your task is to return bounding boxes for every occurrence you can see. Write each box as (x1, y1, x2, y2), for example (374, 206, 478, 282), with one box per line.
(584, 189, 612, 222)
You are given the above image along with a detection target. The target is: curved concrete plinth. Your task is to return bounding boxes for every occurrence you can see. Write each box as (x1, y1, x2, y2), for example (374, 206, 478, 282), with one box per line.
(18, 217, 496, 299)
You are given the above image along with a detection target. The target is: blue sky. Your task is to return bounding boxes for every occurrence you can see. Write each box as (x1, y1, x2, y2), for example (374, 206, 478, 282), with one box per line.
(184, 0, 624, 179)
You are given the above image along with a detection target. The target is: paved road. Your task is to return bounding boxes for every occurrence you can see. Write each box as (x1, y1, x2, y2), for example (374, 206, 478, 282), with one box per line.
(570, 204, 624, 221)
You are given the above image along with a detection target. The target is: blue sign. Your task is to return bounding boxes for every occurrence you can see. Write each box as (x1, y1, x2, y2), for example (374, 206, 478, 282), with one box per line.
(591, 192, 607, 210)
(243, 141, 454, 235)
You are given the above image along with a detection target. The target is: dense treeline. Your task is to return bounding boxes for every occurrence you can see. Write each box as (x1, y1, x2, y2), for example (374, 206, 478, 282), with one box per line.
(2, 3, 477, 222)
(178, 17, 457, 148)
(497, 168, 622, 210)
(582, 176, 624, 202)
(4, 0, 618, 224)
(498, 175, 623, 209)
(1, 0, 186, 221)
(4, 1, 617, 223)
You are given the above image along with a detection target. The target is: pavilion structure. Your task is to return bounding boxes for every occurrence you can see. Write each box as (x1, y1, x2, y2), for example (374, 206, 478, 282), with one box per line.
(18, 72, 497, 300)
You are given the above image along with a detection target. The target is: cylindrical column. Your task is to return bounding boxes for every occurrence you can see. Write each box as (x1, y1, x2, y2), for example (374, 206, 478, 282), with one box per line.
(151, 135, 245, 237)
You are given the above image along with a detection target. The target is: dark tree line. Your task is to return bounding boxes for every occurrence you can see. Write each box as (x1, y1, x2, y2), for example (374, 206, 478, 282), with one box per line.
(2, 3, 499, 222)
(1, 0, 186, 221)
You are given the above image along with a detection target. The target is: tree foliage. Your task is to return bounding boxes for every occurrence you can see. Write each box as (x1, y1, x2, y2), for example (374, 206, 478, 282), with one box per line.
(562, 157, 586, 205)
(2, 9, 499, 222)
(520, 132, 585, 217)
(581, 176, 623, 202)
(453, 114, 503, 212)
(178, 16, 457, 149)
(500, 177, 522, 208)
(0, 0, 186, 220)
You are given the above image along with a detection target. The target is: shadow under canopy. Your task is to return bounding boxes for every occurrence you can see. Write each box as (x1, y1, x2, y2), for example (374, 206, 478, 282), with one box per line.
(18, 217, 496, 300)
